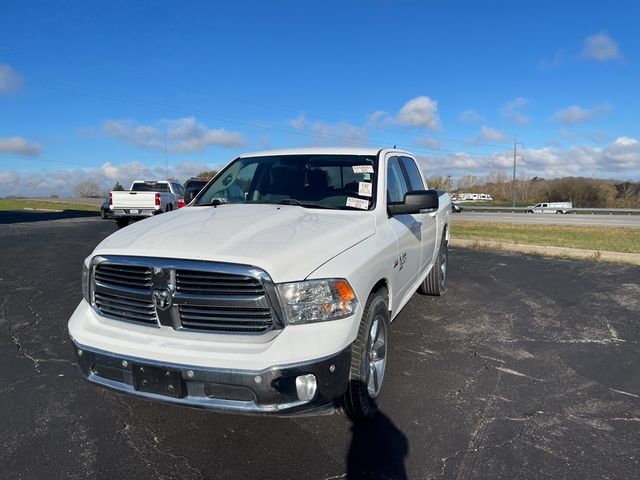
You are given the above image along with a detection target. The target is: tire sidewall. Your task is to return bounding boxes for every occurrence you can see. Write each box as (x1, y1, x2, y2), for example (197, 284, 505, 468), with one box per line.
(345, 291, 390, 420)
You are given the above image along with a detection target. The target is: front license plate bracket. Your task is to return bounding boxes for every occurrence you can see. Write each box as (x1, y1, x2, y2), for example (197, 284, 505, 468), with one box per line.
(132, 364, 185, 398)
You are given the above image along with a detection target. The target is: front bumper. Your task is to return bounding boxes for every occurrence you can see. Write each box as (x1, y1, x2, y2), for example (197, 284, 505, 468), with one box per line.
(71, 338, 351, 416)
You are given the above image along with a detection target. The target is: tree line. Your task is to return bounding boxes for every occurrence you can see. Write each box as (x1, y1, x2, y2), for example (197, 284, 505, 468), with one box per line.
(426, 172, 640, 208)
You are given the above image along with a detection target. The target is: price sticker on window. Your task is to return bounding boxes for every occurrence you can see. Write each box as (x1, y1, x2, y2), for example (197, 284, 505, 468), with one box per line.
(346, 197, 370, 210)
(358, 182, 372, 197)
(352, 165, 374, 174)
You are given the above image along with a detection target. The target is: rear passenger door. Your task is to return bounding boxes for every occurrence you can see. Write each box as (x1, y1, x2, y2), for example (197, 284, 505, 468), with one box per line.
(399, 156, 437, 272)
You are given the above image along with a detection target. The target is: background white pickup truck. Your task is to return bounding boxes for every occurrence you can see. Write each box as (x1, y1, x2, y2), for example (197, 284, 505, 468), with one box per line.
(109, 180, 184, 228)
(70, 148, 452, 421)
(526, 201, 573, 214)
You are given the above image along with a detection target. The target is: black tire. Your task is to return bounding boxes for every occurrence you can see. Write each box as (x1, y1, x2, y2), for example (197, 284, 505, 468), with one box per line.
(342, 288, 390, 422)
(116, 218, 129, 229)
(419, 233, 448, 296)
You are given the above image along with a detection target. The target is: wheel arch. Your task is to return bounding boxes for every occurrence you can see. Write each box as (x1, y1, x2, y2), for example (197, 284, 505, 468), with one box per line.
(369, 278, 391, 313)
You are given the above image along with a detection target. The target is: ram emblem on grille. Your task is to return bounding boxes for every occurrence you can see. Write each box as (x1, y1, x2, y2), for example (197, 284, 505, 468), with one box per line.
(152, 286, 174, 310)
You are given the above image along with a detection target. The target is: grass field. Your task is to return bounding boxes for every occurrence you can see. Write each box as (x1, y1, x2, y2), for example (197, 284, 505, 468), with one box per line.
(451, 221, 640, 254)
(0, 199, 100, 213)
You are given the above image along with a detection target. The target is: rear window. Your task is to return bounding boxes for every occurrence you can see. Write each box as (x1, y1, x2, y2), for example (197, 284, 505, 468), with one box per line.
(131, 182, 170, 192)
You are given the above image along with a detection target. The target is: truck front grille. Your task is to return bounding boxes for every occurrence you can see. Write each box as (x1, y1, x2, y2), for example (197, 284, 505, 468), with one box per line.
(94, 264, 157, 325)
(178, 305, 273, 333)
(175, 270, 264, 296)
(94, 264, 153, 290)
(90, 257, 278, 334)
(94, 291, 157, 324)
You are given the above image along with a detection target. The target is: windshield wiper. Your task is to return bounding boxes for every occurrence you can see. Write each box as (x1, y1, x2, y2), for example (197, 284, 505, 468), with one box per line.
(277, 199, 333, 209)
(210, 198, 227, 207)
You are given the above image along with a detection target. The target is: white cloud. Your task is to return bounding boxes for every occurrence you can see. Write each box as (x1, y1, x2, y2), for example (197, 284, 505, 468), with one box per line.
(477, 126, 508, 143)
(0, 136, 42, 156)
(289, 114, 368, 146)
(413, 136, 444, 149)
(103, 117, 246, 152)
(538, 50, 565, 70)
(501, 97, 529, 125)
(554, 103, 611, 124)
(396, 96, 441, 131)
(581, 32, 622, 62)
(414, 136, 640, 179)
(0, 64, 23, 93)
(289, 114, 307, 130)
(366, 110, 388, 126)
(559, 129, 611, 144)
(0, 161, 226, 197)
(459, 110, 485, 124)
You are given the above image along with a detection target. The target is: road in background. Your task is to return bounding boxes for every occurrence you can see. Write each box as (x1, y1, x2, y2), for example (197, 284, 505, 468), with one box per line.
(455, 211, 640, 227)
(1, 215, 639, 479)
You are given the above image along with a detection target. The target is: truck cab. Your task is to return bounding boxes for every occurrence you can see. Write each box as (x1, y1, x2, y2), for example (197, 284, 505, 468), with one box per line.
(69, 148, 451, 420)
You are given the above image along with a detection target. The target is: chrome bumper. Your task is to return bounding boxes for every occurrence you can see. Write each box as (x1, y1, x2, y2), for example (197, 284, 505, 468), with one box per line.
(70, 338, 351, 416)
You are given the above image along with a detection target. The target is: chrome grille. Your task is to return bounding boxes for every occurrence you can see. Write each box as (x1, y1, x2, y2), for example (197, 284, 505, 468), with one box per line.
(94, 264, 152, 290)
(90, 256, 277, 334)
(178, 305, 273, 333)
(175, 270, 264, 296)
(94, 291, 157, 324)
(93, 263, 156, 325)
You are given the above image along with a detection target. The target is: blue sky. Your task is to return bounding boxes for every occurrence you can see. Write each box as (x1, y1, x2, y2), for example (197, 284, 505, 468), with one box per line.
(1, 0, 639, 195)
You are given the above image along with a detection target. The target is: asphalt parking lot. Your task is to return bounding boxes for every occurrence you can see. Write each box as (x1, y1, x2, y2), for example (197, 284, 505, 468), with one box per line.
(1, 213, 639, 479)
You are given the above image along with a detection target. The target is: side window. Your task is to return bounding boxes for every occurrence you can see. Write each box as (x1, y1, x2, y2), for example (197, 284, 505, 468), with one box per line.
(387, 157, 410, 203)
(399, 156, 424, 191)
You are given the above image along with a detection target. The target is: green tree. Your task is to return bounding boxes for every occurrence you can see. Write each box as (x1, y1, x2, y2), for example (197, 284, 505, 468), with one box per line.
(112, 182, 125, 191)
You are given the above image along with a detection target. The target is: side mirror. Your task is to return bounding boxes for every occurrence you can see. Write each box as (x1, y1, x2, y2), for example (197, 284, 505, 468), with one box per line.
(388, 190, 439, 216)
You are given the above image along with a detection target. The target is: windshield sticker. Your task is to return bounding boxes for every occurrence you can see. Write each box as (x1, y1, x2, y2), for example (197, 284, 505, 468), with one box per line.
(363, 173, 371, 181)
(358, 182, 372, 197)
(346, 197, 370, 210)
(352, 165, 374, 174)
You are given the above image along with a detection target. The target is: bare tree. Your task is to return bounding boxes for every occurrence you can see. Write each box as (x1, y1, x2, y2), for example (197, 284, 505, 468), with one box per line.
(74, 181, 102, 198)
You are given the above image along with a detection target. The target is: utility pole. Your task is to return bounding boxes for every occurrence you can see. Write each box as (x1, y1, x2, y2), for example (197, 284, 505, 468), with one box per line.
(164, 129, 169, 180)
(511, 136, 524, 207)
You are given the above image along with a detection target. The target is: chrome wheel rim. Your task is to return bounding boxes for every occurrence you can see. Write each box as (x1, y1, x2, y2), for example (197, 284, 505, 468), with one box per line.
(439, 243, 447, 289)
(366, 315, 387, 398)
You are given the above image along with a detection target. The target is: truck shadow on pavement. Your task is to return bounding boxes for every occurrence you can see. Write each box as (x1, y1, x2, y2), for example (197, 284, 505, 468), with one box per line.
(347, 407, 409, 479)
(0, 210, 99, 224)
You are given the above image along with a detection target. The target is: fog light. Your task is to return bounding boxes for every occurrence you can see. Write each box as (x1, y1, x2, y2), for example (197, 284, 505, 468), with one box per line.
(295, 374, 317, 401)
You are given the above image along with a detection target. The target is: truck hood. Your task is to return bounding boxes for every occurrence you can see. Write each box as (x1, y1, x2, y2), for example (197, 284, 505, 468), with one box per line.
(94, 204, 376, 282)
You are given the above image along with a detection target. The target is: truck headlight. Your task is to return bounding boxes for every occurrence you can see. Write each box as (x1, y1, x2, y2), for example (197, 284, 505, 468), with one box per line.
(276, 279, 358, 325)
(82, 256, 91, 303)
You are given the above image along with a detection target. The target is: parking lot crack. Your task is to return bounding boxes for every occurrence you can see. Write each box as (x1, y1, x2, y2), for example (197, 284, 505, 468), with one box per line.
(11, 335, 76, 373)
(114, 396, 204, 479)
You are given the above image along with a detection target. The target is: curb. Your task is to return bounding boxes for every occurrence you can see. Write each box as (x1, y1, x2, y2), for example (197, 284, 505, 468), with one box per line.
(450, 238, 640, 266)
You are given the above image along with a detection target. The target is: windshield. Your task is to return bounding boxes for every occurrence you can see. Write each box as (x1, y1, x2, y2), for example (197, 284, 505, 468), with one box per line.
(194, 154, 378, 210)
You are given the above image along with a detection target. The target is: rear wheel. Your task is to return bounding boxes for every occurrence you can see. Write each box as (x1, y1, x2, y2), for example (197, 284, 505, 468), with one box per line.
(419, 233, 448, 296)
(342, 289, 389, 422)
(116, 218, 129, 229)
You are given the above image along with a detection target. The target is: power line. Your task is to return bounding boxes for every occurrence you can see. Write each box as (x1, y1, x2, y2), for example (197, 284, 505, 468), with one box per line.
(35, 79, 511, 153)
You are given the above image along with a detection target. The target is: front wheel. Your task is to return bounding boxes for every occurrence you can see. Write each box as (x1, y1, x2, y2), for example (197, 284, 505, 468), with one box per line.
(342, 289, 390, 422)
(419, 233, 448, 296)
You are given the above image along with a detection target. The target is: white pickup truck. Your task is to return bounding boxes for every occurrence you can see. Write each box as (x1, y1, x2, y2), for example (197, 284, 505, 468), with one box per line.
(109, 180, 184, 228)
(69, 148, 452, 420)
(526, 201, 573, 214)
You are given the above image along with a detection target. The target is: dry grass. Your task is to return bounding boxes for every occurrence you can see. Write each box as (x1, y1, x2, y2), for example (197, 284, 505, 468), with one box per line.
(0, 199, 99, 213)
(451, 221, 640, 254)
